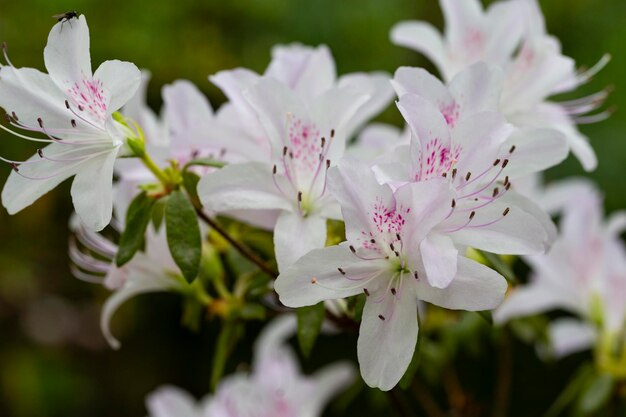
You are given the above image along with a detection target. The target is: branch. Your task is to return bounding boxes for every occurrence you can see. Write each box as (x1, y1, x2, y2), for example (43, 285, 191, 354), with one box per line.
(492, 331, 513, 417)
(194, 207, 278, 277)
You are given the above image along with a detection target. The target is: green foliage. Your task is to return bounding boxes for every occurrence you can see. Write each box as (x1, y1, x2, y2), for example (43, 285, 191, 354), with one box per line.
(116, 192, 156, 266)
(165, 190, 202, 283)
(296, 302, 326, 358)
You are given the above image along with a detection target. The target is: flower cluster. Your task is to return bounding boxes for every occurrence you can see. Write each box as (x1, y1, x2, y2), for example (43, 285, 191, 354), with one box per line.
(0, 0, 621, 410)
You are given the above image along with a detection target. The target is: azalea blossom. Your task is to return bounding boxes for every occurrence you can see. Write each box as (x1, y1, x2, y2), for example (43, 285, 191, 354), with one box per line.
(0, 15, 141, 230)
(375, 66, 558, 259)
(198, 77, 371, 271)
(209, 43, 394, 162)
(391, 0, 610, 171)
(495, 183, 626, 357)
(145, 315, 355, 417)
(275, 160, 508, 390)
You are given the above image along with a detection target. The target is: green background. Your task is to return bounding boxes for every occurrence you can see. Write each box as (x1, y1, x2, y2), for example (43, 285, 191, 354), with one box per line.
(0, 0, 624, 416)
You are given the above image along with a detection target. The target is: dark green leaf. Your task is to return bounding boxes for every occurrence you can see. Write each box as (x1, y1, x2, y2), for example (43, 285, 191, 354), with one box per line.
(116, 192, 156, 267)
(210, 321, 239, 391)
(545, 364, 594, 417)
(165, 190, 202, 283)
(577, 372, 614, 414)
(182, 171, 201, 207)
(296, 302, 326, 358)
(239, 303, 266, 320)
(151, 197, 166, 230)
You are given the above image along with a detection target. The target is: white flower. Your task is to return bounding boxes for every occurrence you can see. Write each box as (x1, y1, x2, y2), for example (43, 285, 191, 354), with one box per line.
(275, 160, 508, 390)
(0, 15, 141, 230)
(198, 77, 370, 271)
(391, 0, 610, 171)
(145, 315, 355, 417)
(376, 67, 558, 258)
(210, 43, 395, 162)
(495, 183, 626, 356)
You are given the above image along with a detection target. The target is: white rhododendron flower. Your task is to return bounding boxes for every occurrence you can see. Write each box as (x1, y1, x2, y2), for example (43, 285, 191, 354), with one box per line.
(495, 183, 626, 357)
(146, 315, 355, 417)
(391, 0, 609, 171)
(0, 15, 141, 230)
(275, 160, 508, 390)
(198, 77, 371, 271)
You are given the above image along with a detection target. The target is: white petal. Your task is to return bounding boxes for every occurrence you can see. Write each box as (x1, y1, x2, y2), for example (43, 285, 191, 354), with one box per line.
(449, 191, 555, 255)
(197, 162, 292, 212)
(501, 128, 568, 178)
(396, 94, 451, 152)
(70, 148, 119, 231)
(274, 211, 327, 271)
(275, 244, 388, 307)
(392, 67, 454, 110)
(418, 256, 507, 311)
(307, 362, 355, 416)
(389, 21, 447, 76)
(548, 318, 596, 358)
(419, 234, 458, 289)
(101, 265, 184, 349)
(146, 386, 201, 417)
(440, 0, 484, 50)
(493, 283, 569, 324)
(44, 15, 92, 91)
(483, 1, 525, 67)
(265, 43, 336, 101)
(162, 79, 214, 145)
(448, 62, 503, 115)
(358, 284, 418, 391)
(1, 143, 97, 215)
(339, 72, 394, 136)
(93, 60, 141, 114)
(348, 123, 405, 161)
(540, 178, 598, 215)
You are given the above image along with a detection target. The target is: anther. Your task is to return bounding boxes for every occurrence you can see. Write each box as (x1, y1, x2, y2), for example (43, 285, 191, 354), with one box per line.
(65, 100, 70, 109)
(71, 119, 76, 128)
(391, 288, 397, 295)
(311, 277, 318, 284)
(370, 239, 376, 244)
(37, 149, 43, 158)
(505, 183, 511, 191)
(349, 245, 356, 254)
(37, 117, 43, 128)
(11, 112, 18, 121)
(330, 129, 335, 138)
(414, 271, 419, 280)
(389, 243, 395, 251)
(289, 151, 294, 159)
(364, 288, 370, 296)
(451, 199, 456, 208)
(272, 165, 277, 175)
(10, 162, 19, 172)
(452, 168, 457, 179)
(509, 145, 516, 154)
(338, 267, 346, 275)
(493, 159, 501, 166)
(4, 113, 11, 123)
(78, 105, 84, 111)
(492, 188, 499, 198)
(325, 159, 330, 169)
(378, 314, 385, 321)
(321, 137, 326, 147)
(503, 207, 510, 216)
(502, 159, 509, 168)
(465, 172, 471, 181)
(1, 41, 6, 52)
(442, 172, 447, 178)
(297, 191, 302, 202)
(469, 211, 476, 220)
(396, 233, 401, 241)
(504, 176, 509, 186)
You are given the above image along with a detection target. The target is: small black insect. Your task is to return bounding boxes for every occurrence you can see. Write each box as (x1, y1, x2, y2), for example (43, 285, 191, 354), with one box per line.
(52, 11, 78, 31)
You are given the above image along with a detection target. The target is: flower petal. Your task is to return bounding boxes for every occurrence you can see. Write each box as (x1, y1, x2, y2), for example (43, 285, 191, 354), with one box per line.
(339, 72, 394, 137)
(392, 67, 454, 112)
(146, 386, 201, 417)
(358, 284, 418, 391)
(307, 362, 355, 416)
(275, 243, 388, 307)
(418, 256, 507, 311)
(93, 60, 141, 114)
(210, 68, 262, 132)
(390, 21, 447, 75)
(500, 128, 568, 178)
(548, 318, 596, 358)
(44, 15, 92, 92)
(70, 147, 119, 231)
(274, 211, 327, 271)
(448, 62, 503, 115)
(493, 283, 569, 324)
(198, 162, 292, 212)
(419, 234, 458, 288)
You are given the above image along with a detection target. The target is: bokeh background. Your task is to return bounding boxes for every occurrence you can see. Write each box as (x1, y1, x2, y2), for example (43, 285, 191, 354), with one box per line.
(0, 1, 624, 416)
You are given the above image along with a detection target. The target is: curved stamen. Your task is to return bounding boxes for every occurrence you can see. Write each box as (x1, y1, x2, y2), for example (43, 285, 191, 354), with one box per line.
(69, 265, 105, 284)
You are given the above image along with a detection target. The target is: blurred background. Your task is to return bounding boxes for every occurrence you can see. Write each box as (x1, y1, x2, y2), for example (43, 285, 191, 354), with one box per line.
(0, 0, 624, 416)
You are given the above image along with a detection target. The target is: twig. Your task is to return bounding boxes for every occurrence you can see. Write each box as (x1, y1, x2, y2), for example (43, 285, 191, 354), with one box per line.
(411, 379, 447, 417)
(492, 331, 513, 417)
(195, 207, 278, 277)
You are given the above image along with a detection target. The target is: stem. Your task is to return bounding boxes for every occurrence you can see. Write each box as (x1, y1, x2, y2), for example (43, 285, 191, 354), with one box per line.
(388, 388, 412, 417)
(210, 320, 237, 391)
(194, 207, 278, 277)
(478, 250, 518, 284)
(492, 331, 513, 417)
(140, 152, 172, 187)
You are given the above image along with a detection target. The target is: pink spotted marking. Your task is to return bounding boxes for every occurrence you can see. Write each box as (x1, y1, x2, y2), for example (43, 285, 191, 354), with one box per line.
(360, 197, 410, 251)
(413, 138, 462, 182)
(67, 75, 108, 122)
(287, 117, 321, 173)
(441, 102, 460, 128)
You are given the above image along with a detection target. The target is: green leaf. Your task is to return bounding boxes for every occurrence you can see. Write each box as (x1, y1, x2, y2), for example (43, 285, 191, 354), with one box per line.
(116, 192, 156, 266)
(210, 321, 239, 391)
(296, 302, 326, 358)
(545, 363, 594, 417)
(577, 372, 614, 414)
(182, 171, 201, 207)
(184, 158, 226, 170)
(165, 190, 202, 283)
(151, 197, 167, 230)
